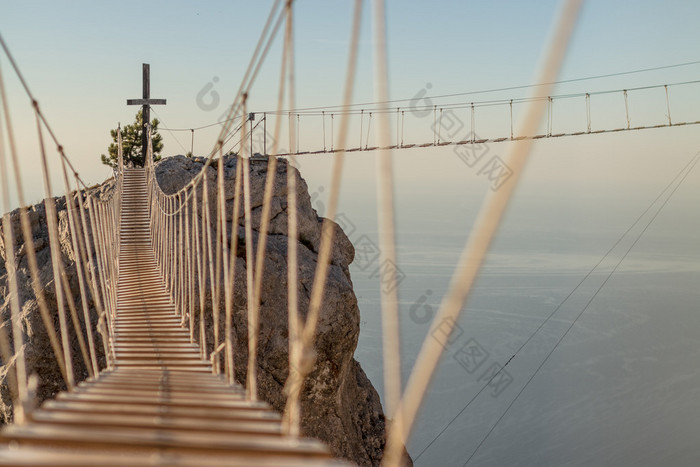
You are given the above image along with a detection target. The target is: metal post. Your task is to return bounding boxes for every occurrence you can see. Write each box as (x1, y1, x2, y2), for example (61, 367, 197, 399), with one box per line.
(249, 112, 254, 156)
(509, 99, 513, 140)
(322, 111, 326, 152)
(586, 93, 591, 133)
(263, 112, 267, 155)
(665, 85, 672, 126)
(288, 112, 292, 155)
(360, 109, 364, 150)
(396, 108, 400, 148)
(470, 103, 475, 143)
(190, 129, 194, 156)
(433, 105, 437, 145)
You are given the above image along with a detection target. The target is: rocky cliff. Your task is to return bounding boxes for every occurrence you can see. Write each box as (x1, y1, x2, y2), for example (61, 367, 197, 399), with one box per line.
(0, 155, 411, 466)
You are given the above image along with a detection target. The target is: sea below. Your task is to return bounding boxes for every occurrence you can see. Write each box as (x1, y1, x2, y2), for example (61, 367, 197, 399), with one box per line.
(332, 171, 700, 466)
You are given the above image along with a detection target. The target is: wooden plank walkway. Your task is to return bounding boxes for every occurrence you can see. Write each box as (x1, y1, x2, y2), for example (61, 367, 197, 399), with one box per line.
(0, 168, 348, 465)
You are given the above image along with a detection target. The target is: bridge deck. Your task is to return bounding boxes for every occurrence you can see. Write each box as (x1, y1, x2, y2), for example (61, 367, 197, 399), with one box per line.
(0, 168, 347, 465)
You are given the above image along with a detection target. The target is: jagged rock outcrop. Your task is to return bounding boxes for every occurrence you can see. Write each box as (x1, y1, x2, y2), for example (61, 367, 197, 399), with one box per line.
(157, 155, 411, 465)
(0, 155, 411, 466)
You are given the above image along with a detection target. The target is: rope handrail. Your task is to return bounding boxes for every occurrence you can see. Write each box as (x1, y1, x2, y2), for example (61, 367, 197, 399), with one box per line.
(257, 78, 700, 115)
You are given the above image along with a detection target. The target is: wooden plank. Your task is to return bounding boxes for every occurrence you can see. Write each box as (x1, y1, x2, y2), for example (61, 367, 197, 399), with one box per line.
(0, 447, 350, 466)
(29, 411, 283, 436)
(0, 424, 331, 458)
(41, 400, 280, 421)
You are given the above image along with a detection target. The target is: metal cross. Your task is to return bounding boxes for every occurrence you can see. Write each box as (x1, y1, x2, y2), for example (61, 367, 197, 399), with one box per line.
(127, 63, 166, 165)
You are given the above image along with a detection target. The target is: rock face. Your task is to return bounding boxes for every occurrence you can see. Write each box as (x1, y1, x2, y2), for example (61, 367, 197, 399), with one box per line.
(0, 155, 412, 466)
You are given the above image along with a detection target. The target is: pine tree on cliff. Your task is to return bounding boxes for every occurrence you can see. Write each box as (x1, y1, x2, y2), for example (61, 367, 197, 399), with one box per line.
(101, 109, 163, 168)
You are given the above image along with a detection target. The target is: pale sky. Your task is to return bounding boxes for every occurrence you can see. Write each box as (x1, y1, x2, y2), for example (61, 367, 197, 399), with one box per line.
(1, 0, 700, 206)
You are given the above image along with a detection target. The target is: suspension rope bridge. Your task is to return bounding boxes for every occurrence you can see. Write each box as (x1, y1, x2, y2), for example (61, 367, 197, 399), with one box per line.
(160, 76, 700, 158)
(0, 167, 340, 465)
(0, 0, 698, 465)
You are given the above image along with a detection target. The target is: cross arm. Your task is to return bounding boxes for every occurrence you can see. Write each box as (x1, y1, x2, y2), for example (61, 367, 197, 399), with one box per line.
(127, 99, 167, 105)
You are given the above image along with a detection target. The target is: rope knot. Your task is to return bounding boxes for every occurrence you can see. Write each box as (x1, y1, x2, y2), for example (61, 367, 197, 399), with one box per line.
(298, 347, 316, 374)
(282, 348, 317, 397)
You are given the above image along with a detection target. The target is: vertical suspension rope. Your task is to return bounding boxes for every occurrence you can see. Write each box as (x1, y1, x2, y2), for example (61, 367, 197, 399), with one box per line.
(58, 267, 92, 378)
(107, 201, 119, 318)
(183, 190, 192, 329)
(225, 156, 243, 384)
(0, 319, 19, 425)
(87, 195, 114, 354)
(166, 196, 172, 293)
(241, 97, 258, 401)
(0, 65, 69, 389)
(372, 0, 403, 436)
(0, 82, 21, 408)
(59, 159, 98, 376)
(251, 77, 289, 395)
(193, 183, 206, 357)
(34, 107, 75, 391)
(283, 0, 363, 437)
(78, 188, 110, 370)
(624, 89, 630, 129)
(199, 174, 209, 357)
(188, 189, 197, 341)
(0, 95, 27, 425)
(171, 197, 177, 301)
(282, 0, 301, 435)
(177, 192, 185, 322)
(203, 176, 218, 366)
(211, 148, 226, 374)
(250, 4, 298, 402)
(384, 1, 584, 463)
(101, 202, 118, 325)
